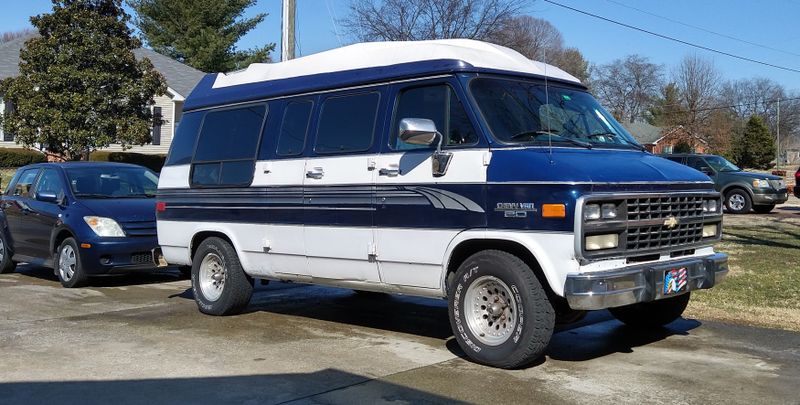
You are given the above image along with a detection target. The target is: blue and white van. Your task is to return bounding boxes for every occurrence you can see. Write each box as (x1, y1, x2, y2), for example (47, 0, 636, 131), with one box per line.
(156, 39, 728, 368)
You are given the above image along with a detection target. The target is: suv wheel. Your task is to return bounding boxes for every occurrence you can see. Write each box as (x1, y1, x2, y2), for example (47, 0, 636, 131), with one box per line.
(725, 189, 752, 214)
(448, 250, 555, 369)
(0, 233, 16, 274)
(56, 238, 88, 288)
(609, 292, 691, 328)
(191, 237, 253, 316)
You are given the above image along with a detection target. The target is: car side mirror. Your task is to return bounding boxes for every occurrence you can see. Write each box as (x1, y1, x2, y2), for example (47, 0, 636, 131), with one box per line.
(699, 166, 714, 175)
(398, 118, 452, 177)
(35, 191, 58, 203)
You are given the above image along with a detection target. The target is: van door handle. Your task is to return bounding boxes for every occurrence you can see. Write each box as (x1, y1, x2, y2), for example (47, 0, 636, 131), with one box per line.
(378, 167, 400, 177)
(306, 167, 324, 179)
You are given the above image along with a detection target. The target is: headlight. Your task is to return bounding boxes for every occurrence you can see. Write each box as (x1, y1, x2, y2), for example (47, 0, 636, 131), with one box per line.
(584, 204, 601, 220)
(83, 216, 125, 237)
(753, 179, 770, 188)
(601, 203, 617, 219)
(585, 234, 619, 250)
(702, 224, 718, 238)
(702, 199, 719, 213)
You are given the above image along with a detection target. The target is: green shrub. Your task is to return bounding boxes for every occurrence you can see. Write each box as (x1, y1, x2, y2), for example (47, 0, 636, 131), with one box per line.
(89, 151, 167, 172)
(0, 148, 47, 167)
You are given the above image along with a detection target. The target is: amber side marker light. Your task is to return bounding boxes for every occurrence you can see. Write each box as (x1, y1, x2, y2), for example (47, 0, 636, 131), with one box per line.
(542, 204, 566, 218)
(80, 243, 92, 249)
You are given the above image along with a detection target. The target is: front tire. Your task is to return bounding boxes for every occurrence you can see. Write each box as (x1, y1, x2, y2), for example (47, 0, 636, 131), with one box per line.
(609, 292, 691, 328)
(448, 250, 555, 369)
(0, 232, 16, 274)
(191, 237, 253, 316)
(56, 238, 88, 288)
(753, 204, 775, 214)
(725, 189, 752, 214)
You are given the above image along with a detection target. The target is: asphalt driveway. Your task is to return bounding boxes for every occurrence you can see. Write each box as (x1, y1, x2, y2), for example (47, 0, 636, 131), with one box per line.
(0, 264, 798, 404)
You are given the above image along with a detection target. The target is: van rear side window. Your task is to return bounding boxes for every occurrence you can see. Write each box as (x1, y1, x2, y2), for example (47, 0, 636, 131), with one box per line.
(190, 104, 267, 187)
(165, 112, 204, 166)
(276, 100, 313, 157)
(315, 93, 379, 154)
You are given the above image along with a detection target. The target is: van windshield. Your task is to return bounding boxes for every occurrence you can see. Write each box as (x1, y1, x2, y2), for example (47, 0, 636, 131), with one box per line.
(470, 78, 642, 149)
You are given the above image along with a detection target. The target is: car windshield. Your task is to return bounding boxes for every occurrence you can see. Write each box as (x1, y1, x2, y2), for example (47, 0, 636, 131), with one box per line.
(705, 156, 740, 172)
(65, 166, 159, 198)
(470, 78, 642, 149)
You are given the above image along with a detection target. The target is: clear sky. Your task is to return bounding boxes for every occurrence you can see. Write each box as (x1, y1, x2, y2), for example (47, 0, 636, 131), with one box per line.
(2, 0, 800, 90)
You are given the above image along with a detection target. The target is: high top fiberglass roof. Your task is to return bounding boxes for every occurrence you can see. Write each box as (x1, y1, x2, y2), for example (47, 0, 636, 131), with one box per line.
(212, 39, 580, 89)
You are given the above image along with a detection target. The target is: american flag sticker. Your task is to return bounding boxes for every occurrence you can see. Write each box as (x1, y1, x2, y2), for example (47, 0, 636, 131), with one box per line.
(664, 268, 688, 295)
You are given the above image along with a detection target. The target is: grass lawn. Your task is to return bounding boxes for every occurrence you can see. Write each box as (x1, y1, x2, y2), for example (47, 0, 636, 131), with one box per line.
(686, 214, 800, 331)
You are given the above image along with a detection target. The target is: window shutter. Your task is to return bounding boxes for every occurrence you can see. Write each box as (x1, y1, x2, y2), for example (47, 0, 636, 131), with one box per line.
(3, 100, 14, 142)
(152, 106, 162, 145)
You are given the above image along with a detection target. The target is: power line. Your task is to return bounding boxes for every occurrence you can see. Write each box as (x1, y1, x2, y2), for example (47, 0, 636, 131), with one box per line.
(542, 0, 800, 74)
(604, 0, 800, 59)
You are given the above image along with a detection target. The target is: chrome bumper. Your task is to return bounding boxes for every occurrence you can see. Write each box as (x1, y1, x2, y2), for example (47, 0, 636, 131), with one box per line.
(564, 253, 728, 310)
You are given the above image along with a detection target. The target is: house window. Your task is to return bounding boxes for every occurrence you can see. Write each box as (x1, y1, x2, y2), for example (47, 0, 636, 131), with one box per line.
(1, 97, 13, 142)
(663, 145, 674, 154)
(152, 106, 162, 145)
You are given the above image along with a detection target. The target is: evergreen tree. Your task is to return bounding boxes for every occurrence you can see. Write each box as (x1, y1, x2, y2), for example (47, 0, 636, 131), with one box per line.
(735, 115, 775, 169)
(0, 0, 166, 161)
(648, 83, 687, 127)
(128, 0, 275, 72)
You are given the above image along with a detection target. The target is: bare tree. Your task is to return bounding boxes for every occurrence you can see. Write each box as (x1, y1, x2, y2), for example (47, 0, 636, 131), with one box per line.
(674, 55, 720, 135)
(490, 16, 562, 59)
(592, 55, 663, 123)
(0, 28, 37, 43)
(342, 0, 525, 42)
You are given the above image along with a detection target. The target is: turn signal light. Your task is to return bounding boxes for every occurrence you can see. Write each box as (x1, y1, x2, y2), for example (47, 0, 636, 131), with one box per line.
(542, 204, 566, 218)
(156, 202, 167, 212)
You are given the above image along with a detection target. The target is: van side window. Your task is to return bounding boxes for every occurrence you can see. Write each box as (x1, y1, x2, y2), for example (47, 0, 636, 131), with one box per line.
(277, 100, 313, 157)
(191, 104, 267, 187)
(391, 85, 478, 150)
(315, 93, 379, 154)
(11, 169, 39, 198)
(166, 112, 204, 166)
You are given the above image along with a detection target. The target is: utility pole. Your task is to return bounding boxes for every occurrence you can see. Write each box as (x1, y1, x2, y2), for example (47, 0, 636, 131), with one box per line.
(776, 98, 781, 169)
(281, 0, 296, 61)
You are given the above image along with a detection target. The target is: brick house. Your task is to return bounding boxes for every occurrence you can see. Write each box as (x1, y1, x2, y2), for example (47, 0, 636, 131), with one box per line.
(623, 122, 708, 154)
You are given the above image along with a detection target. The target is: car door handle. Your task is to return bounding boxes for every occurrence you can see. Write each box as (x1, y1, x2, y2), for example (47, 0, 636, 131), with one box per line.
(306, 168, 324, 179)
(378, 167, 400, 177)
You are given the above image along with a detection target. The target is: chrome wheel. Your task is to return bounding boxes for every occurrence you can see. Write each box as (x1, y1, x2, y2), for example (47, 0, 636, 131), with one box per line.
(0, 238, 5, 263)
(199, 253, 226, 302)
(464, 275, 518, 346)
(729, 194, 746, 211)
(58, 244, 77, 281)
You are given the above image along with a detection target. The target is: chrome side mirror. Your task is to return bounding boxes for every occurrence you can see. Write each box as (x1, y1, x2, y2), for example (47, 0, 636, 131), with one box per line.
(399, 118, 441, 147)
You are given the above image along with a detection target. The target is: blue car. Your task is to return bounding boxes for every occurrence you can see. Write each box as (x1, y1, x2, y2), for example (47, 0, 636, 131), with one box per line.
(0, 162, 165, 287)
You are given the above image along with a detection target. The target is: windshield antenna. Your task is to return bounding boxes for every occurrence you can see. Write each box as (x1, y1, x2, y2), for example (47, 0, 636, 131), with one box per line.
(543, 47, 553, 164)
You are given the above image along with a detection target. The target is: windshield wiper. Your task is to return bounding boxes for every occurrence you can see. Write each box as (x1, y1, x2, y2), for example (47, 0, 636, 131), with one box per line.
(509, 130, 593, 149)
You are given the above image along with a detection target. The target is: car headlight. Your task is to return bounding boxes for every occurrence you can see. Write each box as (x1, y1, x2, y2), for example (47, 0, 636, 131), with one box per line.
(584, 204, 601, 220)
(702, 224, 718, 238)
(585, 234, 619, 250)
(702, 199, 719, 213)
(585, 203, 618, 220)
(83, 216, 125, 237)
(753, 179, 770, 188)
(601, 203, 617, 219)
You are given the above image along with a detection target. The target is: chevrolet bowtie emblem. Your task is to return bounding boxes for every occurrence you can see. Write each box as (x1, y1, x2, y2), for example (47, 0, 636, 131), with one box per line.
(663, 216, 680, 229)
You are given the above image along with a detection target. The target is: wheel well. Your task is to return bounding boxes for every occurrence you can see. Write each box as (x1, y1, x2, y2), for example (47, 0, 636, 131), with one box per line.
(190, 231, 234, 261)
(445, 239, 558, 300)
(52, 230, 74, 253)
(722, 185, 752, 199)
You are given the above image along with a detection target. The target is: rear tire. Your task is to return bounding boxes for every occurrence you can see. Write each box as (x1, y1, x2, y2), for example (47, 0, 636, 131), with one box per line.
(56, 238, 89, 288)
(609, 292, 691, 328)
(448, 250, 554, 369)
(0, 232, 16, 274)
(724, 189, 752, 214)
(753, 204, 775, 214)
(191, 237, 253, 316)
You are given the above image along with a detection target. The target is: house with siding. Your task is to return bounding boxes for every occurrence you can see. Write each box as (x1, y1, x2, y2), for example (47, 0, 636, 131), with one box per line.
(0, 35, 204, 156)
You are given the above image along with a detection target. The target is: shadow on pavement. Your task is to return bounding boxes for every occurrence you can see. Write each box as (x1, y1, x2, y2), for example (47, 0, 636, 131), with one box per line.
(12, 264, 187, 287)
(0, 368, 468, 405)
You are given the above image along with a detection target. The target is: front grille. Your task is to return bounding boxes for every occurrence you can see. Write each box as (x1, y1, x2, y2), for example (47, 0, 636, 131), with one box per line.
(121, 221, 157, 237)
(626, 195, 704, 221)
(626, 222, 703, 251)
(131, 252, 152, 264)
(769, 179, 786, 190)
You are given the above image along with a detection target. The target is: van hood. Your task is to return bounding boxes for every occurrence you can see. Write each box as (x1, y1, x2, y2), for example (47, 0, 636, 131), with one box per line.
(488, 148, 712, 185)
(77, 198, 156, 222)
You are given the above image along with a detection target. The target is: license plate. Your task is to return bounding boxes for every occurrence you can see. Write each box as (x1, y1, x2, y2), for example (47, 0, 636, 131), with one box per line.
(663, 268, 688, 295)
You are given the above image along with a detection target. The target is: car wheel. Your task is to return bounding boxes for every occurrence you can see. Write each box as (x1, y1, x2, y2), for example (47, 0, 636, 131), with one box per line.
(0, 232, 16, 274)
(192, 237, 253, 316)
(56, 238, 88, 288)
(725, 189, 752, 214)
(448, 250, 555, 369)
(609, 292, 691, 328)
(753, 204, 775, 214)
